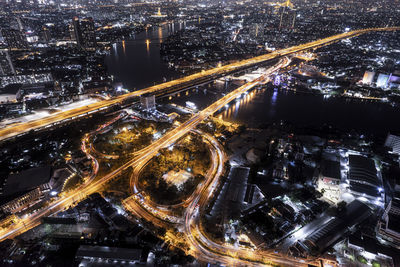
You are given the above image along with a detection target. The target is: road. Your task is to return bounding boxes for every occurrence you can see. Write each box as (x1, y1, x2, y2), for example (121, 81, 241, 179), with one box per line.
(123, 59, 323, 266)
(1, 27, 399, 264)
(0, 27, 398, 142)
(0, 57, 285, 241)
(0, 58, 333, 266)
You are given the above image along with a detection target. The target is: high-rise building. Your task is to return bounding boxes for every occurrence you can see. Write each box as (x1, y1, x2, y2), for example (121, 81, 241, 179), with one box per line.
(362, 71, 376, 85)
(40, 26, 51, 43)
(250, 24, 264, 40)
(0, 51, 16, 76)
(80, 17, 96, 51)
(376, 73, 390, 89)
(140, 94, 156, 110)
(1, 28, 28, 50)
(70, 17, 96, 51)
(385, 134, 400, 156)
(71, 16, 82, 46)
(279, 7, 296, 29)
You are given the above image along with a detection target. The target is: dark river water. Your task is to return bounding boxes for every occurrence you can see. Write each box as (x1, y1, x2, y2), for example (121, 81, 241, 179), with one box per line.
(105, 24, 400, 135)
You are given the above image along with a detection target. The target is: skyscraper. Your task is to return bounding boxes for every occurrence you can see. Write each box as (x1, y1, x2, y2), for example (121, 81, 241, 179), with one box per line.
(40, 26, 51, 43)
(71, 16, 82, 46)
(80, 17, 96, 51)
(250, 23, 264, 40)
(0, 51, 16, 76)
(279, 5, 296, 30)
(70, 17, 96, 51)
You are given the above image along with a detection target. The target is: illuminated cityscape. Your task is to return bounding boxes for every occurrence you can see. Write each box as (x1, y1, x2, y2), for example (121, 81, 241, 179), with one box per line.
(0, 0, 400, 266)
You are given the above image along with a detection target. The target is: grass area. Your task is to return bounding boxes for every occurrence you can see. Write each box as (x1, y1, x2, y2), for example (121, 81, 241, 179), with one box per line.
(357, 255, 368, 264)
(138, 133, 211, 205)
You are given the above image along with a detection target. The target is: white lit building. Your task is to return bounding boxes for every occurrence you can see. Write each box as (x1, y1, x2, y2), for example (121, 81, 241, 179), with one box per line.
(378, 186, 400, 248)
(340, 154, 384, 207)
(317, 160, 341, 203)
(140, 94, 156, 110)
(385, 134, 400, 161)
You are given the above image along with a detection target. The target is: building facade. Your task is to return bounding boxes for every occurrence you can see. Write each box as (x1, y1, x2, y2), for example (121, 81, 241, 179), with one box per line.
(0, 51, 16, 76)
(1, 28, 28, 50)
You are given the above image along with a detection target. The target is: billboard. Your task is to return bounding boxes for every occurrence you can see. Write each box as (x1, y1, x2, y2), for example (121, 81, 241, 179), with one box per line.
(376, 73, 390, 88)
(362, 71, 375, 84)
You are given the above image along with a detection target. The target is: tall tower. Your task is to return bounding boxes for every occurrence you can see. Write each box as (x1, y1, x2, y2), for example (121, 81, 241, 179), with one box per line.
(71, 16, 82, 47)
(70, 17, 96, 51)
(80, 17, 96, 51)
(279, 4, 296, 30)
(41, 26, 51, 43)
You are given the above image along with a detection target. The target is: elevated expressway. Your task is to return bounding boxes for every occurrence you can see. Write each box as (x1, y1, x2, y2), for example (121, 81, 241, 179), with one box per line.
(1, 27, 399, 265)
(0, 27, 399, 143)
(123, 59, 324, 266)
(0, 58, 285, 240)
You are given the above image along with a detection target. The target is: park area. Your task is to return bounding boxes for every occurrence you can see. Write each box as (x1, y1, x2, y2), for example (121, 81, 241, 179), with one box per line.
(138, 133, 211, 205)
(93, 119, 172, 157)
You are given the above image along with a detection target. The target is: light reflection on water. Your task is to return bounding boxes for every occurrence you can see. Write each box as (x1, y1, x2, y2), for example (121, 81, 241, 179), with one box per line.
(106, 22, 400, 134)
(169, 85, 400, 134)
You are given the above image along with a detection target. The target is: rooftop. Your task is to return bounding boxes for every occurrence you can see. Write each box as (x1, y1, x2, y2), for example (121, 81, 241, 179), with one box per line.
(0, 166, 52, 198)
(75, 245, 142, 262)
(348, 154, 379, 187)
(321, 160, 341, 180)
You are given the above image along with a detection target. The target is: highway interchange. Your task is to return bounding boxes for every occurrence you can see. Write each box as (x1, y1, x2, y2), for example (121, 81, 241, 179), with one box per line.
(1, 27, 399, 266)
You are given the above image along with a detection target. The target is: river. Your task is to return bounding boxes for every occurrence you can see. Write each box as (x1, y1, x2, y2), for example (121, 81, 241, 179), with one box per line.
(105, 24, 400, 135)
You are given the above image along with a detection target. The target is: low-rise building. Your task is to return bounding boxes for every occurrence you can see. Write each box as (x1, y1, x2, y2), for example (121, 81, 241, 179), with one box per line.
(0, 166, 53, 213)
(296, 200, 372, 255)
(342, 154, 384, 206)
(75, 245, 145, 265)
(317, 160, 341, 203)
(378, 186, 400, 248)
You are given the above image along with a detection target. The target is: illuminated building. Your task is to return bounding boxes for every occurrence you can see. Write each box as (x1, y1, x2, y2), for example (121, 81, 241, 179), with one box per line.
(151, 7, 167, 18)
(376, 73, 390, 89)
(378, 186, 400, 248)
(70, 17, 96, 51)
(342, 154, 384, 206)
(385, 134, 400, 157)
(317, 160, 341, 203)
(0, 166, 54, 214)
(70, 17, 81, 44)
(362, 71, 375, 85)
(75, 245, 144, 265)
(80, 17, 97, 51)
(299, 200, 372, 255)
(140, 94, 156, 110)
(40, 26, 51, 43)
(250, 23, 264, 39)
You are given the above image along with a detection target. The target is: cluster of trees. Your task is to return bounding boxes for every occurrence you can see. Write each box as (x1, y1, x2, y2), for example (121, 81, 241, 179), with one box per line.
(139, 134, 210, 205)
(94, 120, 172, 155)
(241, 209, 282, 242)
(141, 171, 204, 205)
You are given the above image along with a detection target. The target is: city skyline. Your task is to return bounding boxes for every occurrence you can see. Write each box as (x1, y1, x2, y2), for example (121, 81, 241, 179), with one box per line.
(0, 0, 399, 266)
